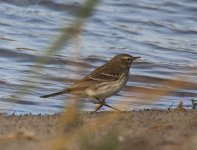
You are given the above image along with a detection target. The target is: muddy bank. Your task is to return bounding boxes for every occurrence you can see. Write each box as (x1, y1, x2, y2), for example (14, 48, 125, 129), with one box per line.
(0, 110, 196, 150)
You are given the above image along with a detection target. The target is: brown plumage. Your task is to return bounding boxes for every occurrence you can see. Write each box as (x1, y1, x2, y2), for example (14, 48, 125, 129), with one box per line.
(40, 54, 140, 112)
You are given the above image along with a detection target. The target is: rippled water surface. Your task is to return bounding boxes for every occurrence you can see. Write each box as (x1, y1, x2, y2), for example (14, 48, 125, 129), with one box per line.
(0, 0, 197, 114)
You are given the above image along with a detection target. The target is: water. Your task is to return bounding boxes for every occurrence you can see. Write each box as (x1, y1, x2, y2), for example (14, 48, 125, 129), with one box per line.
(0, 0, 197, 114)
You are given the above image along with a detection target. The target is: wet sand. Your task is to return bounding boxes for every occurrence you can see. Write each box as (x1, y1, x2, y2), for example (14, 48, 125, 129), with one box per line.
(0, 110, 197, 150)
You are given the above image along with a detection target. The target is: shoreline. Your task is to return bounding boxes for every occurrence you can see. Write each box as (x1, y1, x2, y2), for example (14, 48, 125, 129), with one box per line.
(0, 110, 196, 150)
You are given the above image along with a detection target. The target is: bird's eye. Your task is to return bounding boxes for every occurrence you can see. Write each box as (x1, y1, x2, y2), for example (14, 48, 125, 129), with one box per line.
(127, 58, 131, 62)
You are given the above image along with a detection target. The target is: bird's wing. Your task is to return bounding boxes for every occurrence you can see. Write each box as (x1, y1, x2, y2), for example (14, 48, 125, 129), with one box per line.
(88, 72, 120, 81)
(88, 64, 123, 81)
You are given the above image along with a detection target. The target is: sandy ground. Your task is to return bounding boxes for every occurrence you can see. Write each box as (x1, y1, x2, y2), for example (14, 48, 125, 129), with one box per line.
(0, 110, 196, 150)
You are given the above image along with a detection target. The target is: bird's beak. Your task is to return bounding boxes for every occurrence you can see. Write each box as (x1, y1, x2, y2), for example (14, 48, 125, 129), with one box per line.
(133, 56, 141, 60)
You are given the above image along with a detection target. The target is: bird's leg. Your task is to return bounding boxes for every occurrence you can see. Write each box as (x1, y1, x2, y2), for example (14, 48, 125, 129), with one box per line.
(94, 103, 104, 112)
(104, 103, 121, 112)
(94, 98, 106, 112)
(100, 98, 121, 111)
(95, 97, 102, 103)
(94, 98, 121, 112)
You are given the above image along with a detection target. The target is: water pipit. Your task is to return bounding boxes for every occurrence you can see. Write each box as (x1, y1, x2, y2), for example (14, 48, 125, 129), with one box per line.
(40, 54, 140, 112)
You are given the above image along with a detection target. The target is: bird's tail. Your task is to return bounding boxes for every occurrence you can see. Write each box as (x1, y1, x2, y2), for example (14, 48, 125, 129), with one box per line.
(40, 90, 67, 98)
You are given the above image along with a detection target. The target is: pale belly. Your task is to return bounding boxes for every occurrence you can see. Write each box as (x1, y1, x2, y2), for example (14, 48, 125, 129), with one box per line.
(85, 74, 128, 100)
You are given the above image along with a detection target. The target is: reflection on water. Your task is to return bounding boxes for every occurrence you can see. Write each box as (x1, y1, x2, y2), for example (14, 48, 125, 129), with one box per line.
(0, 0, 197, 114)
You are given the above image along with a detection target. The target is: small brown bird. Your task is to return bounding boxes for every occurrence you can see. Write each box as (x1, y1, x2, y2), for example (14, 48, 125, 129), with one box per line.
(40, 54, 140, 112)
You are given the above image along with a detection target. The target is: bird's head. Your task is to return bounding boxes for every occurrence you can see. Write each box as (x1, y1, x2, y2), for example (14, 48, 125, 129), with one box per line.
(113, 54, 140, 68)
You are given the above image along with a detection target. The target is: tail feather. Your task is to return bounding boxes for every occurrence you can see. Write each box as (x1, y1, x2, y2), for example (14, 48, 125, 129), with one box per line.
(40, 90, 66, 98)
